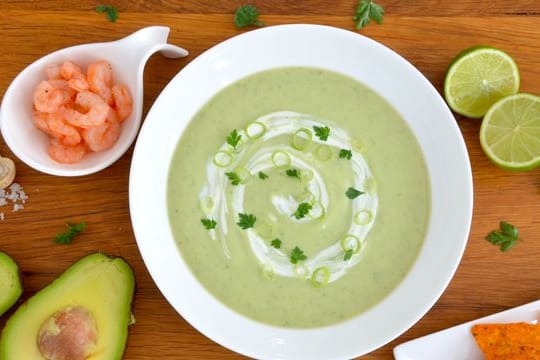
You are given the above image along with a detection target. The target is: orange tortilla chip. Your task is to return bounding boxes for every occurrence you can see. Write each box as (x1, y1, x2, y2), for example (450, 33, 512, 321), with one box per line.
(471, 322, 540, 360)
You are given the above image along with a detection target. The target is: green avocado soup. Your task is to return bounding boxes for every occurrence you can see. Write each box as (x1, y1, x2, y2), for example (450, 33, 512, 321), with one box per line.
(167, 67, 430, 328)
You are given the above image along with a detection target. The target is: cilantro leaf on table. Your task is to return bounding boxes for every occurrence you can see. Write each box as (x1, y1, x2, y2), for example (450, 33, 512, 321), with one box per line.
(486, 221, 520, 252)
(95, 5, 119, 22)
(353, 0, 384, 30)
(234, 5, 264, 28)
(54, 221, 86, 244)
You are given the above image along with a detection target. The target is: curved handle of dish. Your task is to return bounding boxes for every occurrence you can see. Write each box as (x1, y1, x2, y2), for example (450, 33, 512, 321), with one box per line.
(119, 26, 189, 62)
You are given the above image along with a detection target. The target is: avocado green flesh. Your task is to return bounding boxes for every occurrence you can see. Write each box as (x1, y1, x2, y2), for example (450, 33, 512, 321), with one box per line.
(0, 252, 22, 316)
(0, 253, 135, 360)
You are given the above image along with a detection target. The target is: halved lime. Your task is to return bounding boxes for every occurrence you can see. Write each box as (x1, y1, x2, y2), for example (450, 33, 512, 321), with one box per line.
(480, 93, 540, 171)
(444, 46, 520, 118)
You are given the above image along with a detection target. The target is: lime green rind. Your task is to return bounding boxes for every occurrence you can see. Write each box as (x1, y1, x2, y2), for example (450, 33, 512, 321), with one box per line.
(480, 93, 540, 172)
(444, 46, 520, 118)
(0, 252, 23, 317)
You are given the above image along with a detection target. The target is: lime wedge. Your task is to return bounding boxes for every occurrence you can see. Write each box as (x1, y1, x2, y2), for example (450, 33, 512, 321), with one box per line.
(480, 93, 540, 171)
(444, 46, 520, 118)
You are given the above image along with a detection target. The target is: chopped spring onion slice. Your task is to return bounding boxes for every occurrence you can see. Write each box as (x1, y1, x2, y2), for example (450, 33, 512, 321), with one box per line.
(213, 150, 233, 167)
(245, 122, 267, 139)
(292, 128, 313, 151)
(300, 169, 314, 183)
(293, 263, 309, 278)
(293, 188, 313, 202)
(364, 178, 377, 194)
(311, 267, 330, 288)
(256, 222, 276, 239)
(315, 145, 332, 161)
(272, 151, 291, 169)
(262, 264, 276, 280)
(309, 200, 326, 220)
(200, 196, 215, 214)
(354, 209, 373, 225)
(235, 166, 252, 184)
(340, 234, 361, 253)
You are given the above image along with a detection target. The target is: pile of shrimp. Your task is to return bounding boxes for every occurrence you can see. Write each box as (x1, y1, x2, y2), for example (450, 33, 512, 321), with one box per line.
(32, 60, 132, 164)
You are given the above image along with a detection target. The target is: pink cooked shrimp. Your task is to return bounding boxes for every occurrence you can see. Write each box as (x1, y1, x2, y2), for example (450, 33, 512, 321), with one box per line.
(81, 112, 121, 152)
(111, 84, 132, 121)
(47, 110, 82, 146)
(32, 111, 56, 138)
(63, 91, 109, 128)
(48, 139, 87, 164)
(46, 64, 61, 80)
(33, 80, 72, 113)
(87, 60, 113, 105)
(59, 61, 89, 92)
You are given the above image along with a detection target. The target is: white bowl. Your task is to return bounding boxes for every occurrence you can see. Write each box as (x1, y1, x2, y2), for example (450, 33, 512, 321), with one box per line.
(129, 24, 473, 359)
(0, 26, 187, 176)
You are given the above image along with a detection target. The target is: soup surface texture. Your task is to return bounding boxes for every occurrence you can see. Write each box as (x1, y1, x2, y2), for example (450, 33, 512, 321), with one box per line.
(167, 67, 430, 328)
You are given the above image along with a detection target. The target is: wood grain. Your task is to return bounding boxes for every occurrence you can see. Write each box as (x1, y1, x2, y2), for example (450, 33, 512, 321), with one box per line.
(1, 1, 539, 359)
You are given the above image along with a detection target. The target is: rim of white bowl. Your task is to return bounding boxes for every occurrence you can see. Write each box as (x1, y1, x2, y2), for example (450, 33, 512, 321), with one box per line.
(129, 24, 473, 359)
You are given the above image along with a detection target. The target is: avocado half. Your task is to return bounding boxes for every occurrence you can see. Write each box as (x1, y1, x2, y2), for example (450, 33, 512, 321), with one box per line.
(0, 252, 135, 360)
(0, 251, 23, 316)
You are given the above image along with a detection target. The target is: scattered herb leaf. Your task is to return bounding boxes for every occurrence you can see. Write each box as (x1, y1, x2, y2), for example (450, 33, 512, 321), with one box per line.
(292, 202, 312, 220)
(313, 126, 331, 141)
(270, 238, 282, 249)
(290, 246, 308, 264)
(343, 249, 354, 261)
(486, 221, 519, 252)
(234, 4, 264, 28)
(237, 213, 257, 229)
(54, 221, 86, 245)
(286, 168, 300, 179)
(95, 5, 119, 22)
(226, 129, 242, 149)
(201, 218, 217, 230)
(258, 171, 269, 180)
(225, 171, 242, 186)
(339, 149, 353, 160)
(353, 0, 384, 30)
(345, 187, 364, 199)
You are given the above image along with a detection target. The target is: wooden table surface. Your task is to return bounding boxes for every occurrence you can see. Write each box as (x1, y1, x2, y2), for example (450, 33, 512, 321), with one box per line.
(1, 1, 539, 359)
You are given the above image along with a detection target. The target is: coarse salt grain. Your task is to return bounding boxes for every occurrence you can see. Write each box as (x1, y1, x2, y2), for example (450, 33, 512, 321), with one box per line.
(0, 182, 27, 219)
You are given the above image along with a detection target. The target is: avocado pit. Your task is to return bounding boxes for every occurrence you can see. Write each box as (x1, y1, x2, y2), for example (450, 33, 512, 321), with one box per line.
(37, 306, 97, 360)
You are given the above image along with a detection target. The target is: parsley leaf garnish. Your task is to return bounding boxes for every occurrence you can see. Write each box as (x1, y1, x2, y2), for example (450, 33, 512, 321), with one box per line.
(292, 202, 312, 220)
(234, 5, 264, 28)
(225, 171, 242, 186)
(237, 213, 256, 229)
(313, 126, 330, 141)
(339, 149, 353, 160)
(54, 221, 86, 244)
(345, 187, 364, 199)
(201, 218, 217, 230)
(270, 238, 282, 249)
(353, 0, 384, 30)
(226, 129, 242, 149)
(286, 168, 300, 179)
(343, 249, 354, 261)
(258, 171, 268, 180)
(95, 5, 119, 23)
(486, 221, 520, 252)
(290, 246, 307, 264)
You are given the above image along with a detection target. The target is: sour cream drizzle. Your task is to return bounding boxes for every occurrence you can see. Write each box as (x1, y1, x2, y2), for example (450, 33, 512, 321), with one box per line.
(199, 111, 378, 284)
